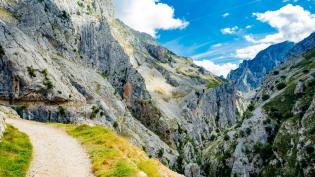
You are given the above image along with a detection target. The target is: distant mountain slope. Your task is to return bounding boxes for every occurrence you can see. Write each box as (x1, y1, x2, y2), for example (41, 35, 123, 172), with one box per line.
(228, 41, 294, 92)
(228, 32, 315, 93)
(203, 43, 315, 177)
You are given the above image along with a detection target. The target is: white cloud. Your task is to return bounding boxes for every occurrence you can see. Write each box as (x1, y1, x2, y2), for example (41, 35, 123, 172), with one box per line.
(223, 13, 230, 17)
(235, 4, 315, 60)
(221, 26, 239, 34)
(254, 4, 315, 43)
(194, 60, 238, 78)
(245, 25, 252, 29)
(235, 43, 270, 59)
(113, 0, 189, 37)
(244, 35, 258, 43)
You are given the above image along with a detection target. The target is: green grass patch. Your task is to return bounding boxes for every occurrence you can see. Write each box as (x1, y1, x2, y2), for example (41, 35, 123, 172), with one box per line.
(0, 124, 33, 177)
(206, 79, 221, 89)
(264, 83, 297, 121)
(56, 124, 174, 177)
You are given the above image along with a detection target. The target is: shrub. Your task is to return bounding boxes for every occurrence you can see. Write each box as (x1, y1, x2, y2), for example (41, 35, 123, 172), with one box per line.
(276, 82, 286, 90)
(264, 127, 272, 135)
(43, 79, 53, 90)
(303, 69, 310, 74)
(245, 128, 252, 135)
(239, 130, 246, 138)
(41, 69, 48, 78)
(77, 1, 84, 7)
(263, 118, 271, 125)
(76, 11, 81, 16)
(243, 111, 253, 119)
(224, 134, 230, 141)
(248, 103, 255, 111)
(260, 143, 273, 161)
(305, 145, 314, 154)
(157, 149, 164, 158)
(27, 66, 36, 77)
(113, 121, 118, 129)
(0, 45, 5, 58)
(253, 143, 262, 153)
(90, 106, 100, 119)
(59, 10, 70, 20)
(262, 94, 270, 101)
(58, 106, 66, 115)
(100, 72, 109, 79)
(273, 71, 279, 75)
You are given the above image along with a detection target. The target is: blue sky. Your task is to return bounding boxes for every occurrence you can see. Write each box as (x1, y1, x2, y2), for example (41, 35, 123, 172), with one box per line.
(114, 0, 315, 77)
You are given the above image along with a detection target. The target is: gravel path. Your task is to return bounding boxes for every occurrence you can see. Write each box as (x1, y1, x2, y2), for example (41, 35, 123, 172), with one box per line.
(6, 118, 94, 177)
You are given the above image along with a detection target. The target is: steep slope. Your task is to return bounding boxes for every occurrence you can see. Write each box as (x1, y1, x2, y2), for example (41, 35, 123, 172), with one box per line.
(228, 32, 315, 93)
(0, 0, 243, 175)
(203, 44, 315, 177)
(228, 41, 294, 92)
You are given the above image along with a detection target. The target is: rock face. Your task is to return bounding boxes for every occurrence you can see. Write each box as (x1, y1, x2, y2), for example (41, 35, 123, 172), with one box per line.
(203, 42, 315, 177)
(0, 0, 243, 174)
(228, 41, 294, 92)
(228, 33, 315, 93)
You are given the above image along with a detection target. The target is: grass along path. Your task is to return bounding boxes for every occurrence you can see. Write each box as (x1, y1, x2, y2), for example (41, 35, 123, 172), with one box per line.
(7, 118, 94, 177)
(56, 124, 182, 177)
(0, 124, 32, 177)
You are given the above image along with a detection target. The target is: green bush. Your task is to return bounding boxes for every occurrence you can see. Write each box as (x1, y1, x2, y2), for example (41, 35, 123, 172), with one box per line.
(27, 66, 36, 77)
(90, 106, 100, 119)
(77, 1, 84, 7)
(59, 10, 70, 20)
(43, 79, 54, 90)
(276, 82, 286, 90)
(248, 103, 255, 111)
(157, 149, 164, 158)
(245, 128, 252, 135)
(58, 106, 66, 116)
(113, 121, 118, 129)
(0, 45, 5, 58)
(41, 69, 48, 78)
(224, 134, 230, 141)
(262, 94, 270, 101)
(243, 111, 253, 119)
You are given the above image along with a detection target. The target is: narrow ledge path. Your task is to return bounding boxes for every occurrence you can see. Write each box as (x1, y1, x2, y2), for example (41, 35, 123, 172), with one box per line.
(6, 118, 95, 177)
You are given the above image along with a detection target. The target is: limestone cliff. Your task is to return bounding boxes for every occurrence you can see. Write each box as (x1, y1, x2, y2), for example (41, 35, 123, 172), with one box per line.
(204, 39, 315, 177)
(0, 0, 242, 174)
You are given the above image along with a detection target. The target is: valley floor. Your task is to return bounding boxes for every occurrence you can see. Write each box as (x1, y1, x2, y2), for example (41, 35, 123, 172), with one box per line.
(6, 119, 94, 177)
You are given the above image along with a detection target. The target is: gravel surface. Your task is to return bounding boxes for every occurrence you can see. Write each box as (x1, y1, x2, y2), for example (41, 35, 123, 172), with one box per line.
(7, 118, 94, 177)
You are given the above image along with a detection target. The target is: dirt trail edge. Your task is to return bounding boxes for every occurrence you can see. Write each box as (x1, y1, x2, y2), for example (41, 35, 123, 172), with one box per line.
(6, 118, 95, 177)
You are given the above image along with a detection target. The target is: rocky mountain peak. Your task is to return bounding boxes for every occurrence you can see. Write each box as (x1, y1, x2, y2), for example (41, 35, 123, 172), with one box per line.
(228, 41, 294, 92)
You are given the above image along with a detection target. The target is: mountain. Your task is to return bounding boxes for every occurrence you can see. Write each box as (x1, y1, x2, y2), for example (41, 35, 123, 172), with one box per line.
(204, 46, 315, 177)
(227, 41, 294, 92)
(2, 1, 313, 176)
(0, 0, 244, 176)
(228, 32, 315, 93)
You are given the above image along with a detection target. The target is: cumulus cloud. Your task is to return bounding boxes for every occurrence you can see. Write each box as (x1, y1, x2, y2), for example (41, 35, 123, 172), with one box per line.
(113, 0, 189, 37)
(194, 60, 238, 78)
(254, 4, 315, 43)
(235, 4, 315, 60)
(221, 26, 239, 34)
(235, 43, 270, 59)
